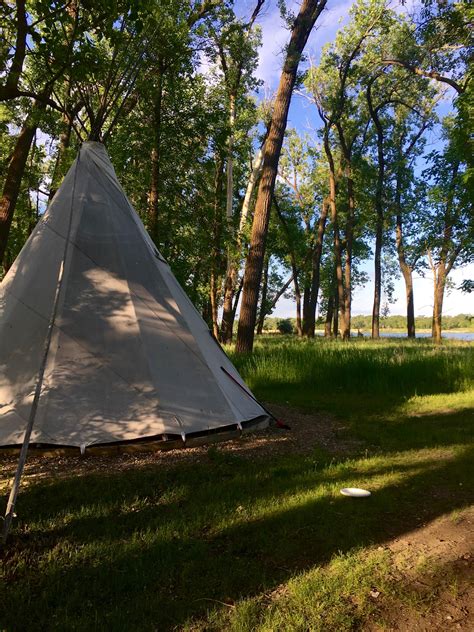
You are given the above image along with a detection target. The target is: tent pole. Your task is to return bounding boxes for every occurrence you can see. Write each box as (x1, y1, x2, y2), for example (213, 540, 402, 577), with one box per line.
(220, 366, 278, 423)
(2, 153, 79, 545)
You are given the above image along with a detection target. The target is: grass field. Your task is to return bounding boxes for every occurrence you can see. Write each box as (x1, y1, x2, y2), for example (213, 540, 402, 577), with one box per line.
(1, 337, 473, 631)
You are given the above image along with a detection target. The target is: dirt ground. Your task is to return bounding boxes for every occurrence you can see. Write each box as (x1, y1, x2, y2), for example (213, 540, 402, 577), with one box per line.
(368, 508, 473, 631)
(0, 403, 358, 490)
(1, 404, 472, 630)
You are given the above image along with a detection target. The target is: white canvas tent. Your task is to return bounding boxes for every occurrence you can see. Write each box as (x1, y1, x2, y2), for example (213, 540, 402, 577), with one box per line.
(0, 142, 270, 450)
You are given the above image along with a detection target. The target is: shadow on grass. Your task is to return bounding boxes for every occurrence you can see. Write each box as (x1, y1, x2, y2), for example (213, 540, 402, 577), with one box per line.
(1, 426, 473, 631)
(342, 408, 474, 452)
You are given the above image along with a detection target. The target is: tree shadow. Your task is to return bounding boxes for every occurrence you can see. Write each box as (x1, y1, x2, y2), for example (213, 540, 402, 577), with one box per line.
(1, 431, 472, 631)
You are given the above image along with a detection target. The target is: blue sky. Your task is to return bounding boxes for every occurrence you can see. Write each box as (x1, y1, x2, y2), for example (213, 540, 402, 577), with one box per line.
(234, 0, 473, 318)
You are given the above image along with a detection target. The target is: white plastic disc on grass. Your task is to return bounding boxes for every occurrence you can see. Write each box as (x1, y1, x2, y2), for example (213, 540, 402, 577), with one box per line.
(340, 488, 371, 497)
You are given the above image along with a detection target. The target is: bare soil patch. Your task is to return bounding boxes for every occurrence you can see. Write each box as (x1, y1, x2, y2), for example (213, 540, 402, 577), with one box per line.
(368, 507, 474, 631)
(0, 403, 351, 491)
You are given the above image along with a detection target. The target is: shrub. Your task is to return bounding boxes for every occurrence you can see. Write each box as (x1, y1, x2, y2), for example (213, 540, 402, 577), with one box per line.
(276, 318, 294, 334)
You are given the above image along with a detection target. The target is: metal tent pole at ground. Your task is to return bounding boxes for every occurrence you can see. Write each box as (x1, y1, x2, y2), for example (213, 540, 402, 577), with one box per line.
(2, 153, 80, 545)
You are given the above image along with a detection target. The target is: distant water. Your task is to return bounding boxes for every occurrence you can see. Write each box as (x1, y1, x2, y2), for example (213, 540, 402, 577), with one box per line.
(315, 331, 474, 341)
(375, 331, 474, 341)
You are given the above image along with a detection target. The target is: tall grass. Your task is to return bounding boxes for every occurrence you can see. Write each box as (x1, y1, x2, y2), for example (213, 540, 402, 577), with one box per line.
(231, 337, 473, 412)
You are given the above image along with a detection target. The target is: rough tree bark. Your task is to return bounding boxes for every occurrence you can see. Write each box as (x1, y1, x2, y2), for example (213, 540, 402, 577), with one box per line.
(0, 0, 79, 263)
(323, 132, 346, 338)
(304, 197, 329, 336)
(294, 270, 303, 336)
(218, 1, 266, 343)
(220, 140, 266, 343)
(273, 194, 303, 335)
(235, 0, 327, 353)
(334, 121, 356, 341)
(0, 0, 27, 102)
(209, 157, 224, 339)
(324, 294, 334, 337)
(395, 172, 416, 338)
(148, 57, 164, 242)
(0, 106, 44, 265)
(256, 256, 269, 335)
(427, 161, 460, 344)
(429, 253, 446, 344)
(333, 283, 339, 337)
(367, 81, 385, 339)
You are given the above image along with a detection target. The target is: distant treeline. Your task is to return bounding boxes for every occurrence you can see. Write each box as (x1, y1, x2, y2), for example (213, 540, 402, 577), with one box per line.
(263, 314, 474, 332)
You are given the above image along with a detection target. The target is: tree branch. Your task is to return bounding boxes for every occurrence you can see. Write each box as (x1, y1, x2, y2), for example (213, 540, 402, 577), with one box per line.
(381, 59, 464, 94)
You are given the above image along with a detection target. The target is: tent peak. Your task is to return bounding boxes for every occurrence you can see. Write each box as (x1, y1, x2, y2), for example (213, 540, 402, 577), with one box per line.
(82, 140, 105, 148)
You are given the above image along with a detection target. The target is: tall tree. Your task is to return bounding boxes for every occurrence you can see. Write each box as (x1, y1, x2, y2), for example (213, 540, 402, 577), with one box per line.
(306, 0, 386, 339)
(206, 3, 265, 343)
(235, 0, 327, 353)
(423, 125, 472, 343)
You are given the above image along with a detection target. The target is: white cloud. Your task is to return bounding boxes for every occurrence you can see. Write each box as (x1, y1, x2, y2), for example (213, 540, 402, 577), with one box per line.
(254, 4, 289, 86)
(254, 0, 353, 89)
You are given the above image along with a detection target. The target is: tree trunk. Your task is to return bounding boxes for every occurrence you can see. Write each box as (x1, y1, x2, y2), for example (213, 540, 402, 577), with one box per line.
(49, 118, 72, 201)
(324, 294, 334, 337)
(225, 93, 236, 222)
(235, 0, 327, 353)
(404, 268, 415, 338)
(202, 298, 212, 330)
(210, 270, 220, 339)
(367, 83, 385, 340)
(341, 156, 355, 341)
(396, 210, 416, 338)
(148, 58, 164, 242)
(305, 197, 329, 337)
(323, 130, 346, 340)
(333, 286, 339, 338)
(256, 256, 269, 335)
(330, 172, 345, 338)
(209, 156, 224, 339)
(49, 68, 75, 201)
(220, 91, 236, 338)
(220, 141, 265, 343)
(232, 275, 244, 323)
(428, 161, 459, 345)
(220, 266, 237, 343)
(371, 216, 383, 339)
(302, 281, 311, 335)
(26, 133, 39, 235)
(273, 194, 303, 336)
(432, 266, 446, 344)
(294, 269, 303, 336)
(239, 143, 265, 233)
(0, 110, 39, 264)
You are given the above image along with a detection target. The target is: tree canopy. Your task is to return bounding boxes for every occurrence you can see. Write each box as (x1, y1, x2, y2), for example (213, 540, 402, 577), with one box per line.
(1, 0, 471, 345)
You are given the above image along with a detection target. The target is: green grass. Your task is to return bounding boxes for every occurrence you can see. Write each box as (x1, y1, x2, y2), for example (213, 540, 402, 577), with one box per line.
(231, 336, 474, 450)
(1, 337, 473, 631)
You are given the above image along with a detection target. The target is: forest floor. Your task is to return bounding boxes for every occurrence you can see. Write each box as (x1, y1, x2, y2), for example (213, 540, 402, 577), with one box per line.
(1, 337, 473, 631)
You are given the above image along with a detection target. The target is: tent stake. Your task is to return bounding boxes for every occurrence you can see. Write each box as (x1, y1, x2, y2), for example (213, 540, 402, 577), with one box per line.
(2, 155, 79, 545)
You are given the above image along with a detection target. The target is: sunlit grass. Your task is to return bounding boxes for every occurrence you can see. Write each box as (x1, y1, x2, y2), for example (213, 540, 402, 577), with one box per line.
(230, 336, 473, 409)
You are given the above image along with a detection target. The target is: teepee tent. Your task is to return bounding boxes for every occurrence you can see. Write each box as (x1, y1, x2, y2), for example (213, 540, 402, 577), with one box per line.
(0, 142, 270, 450)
